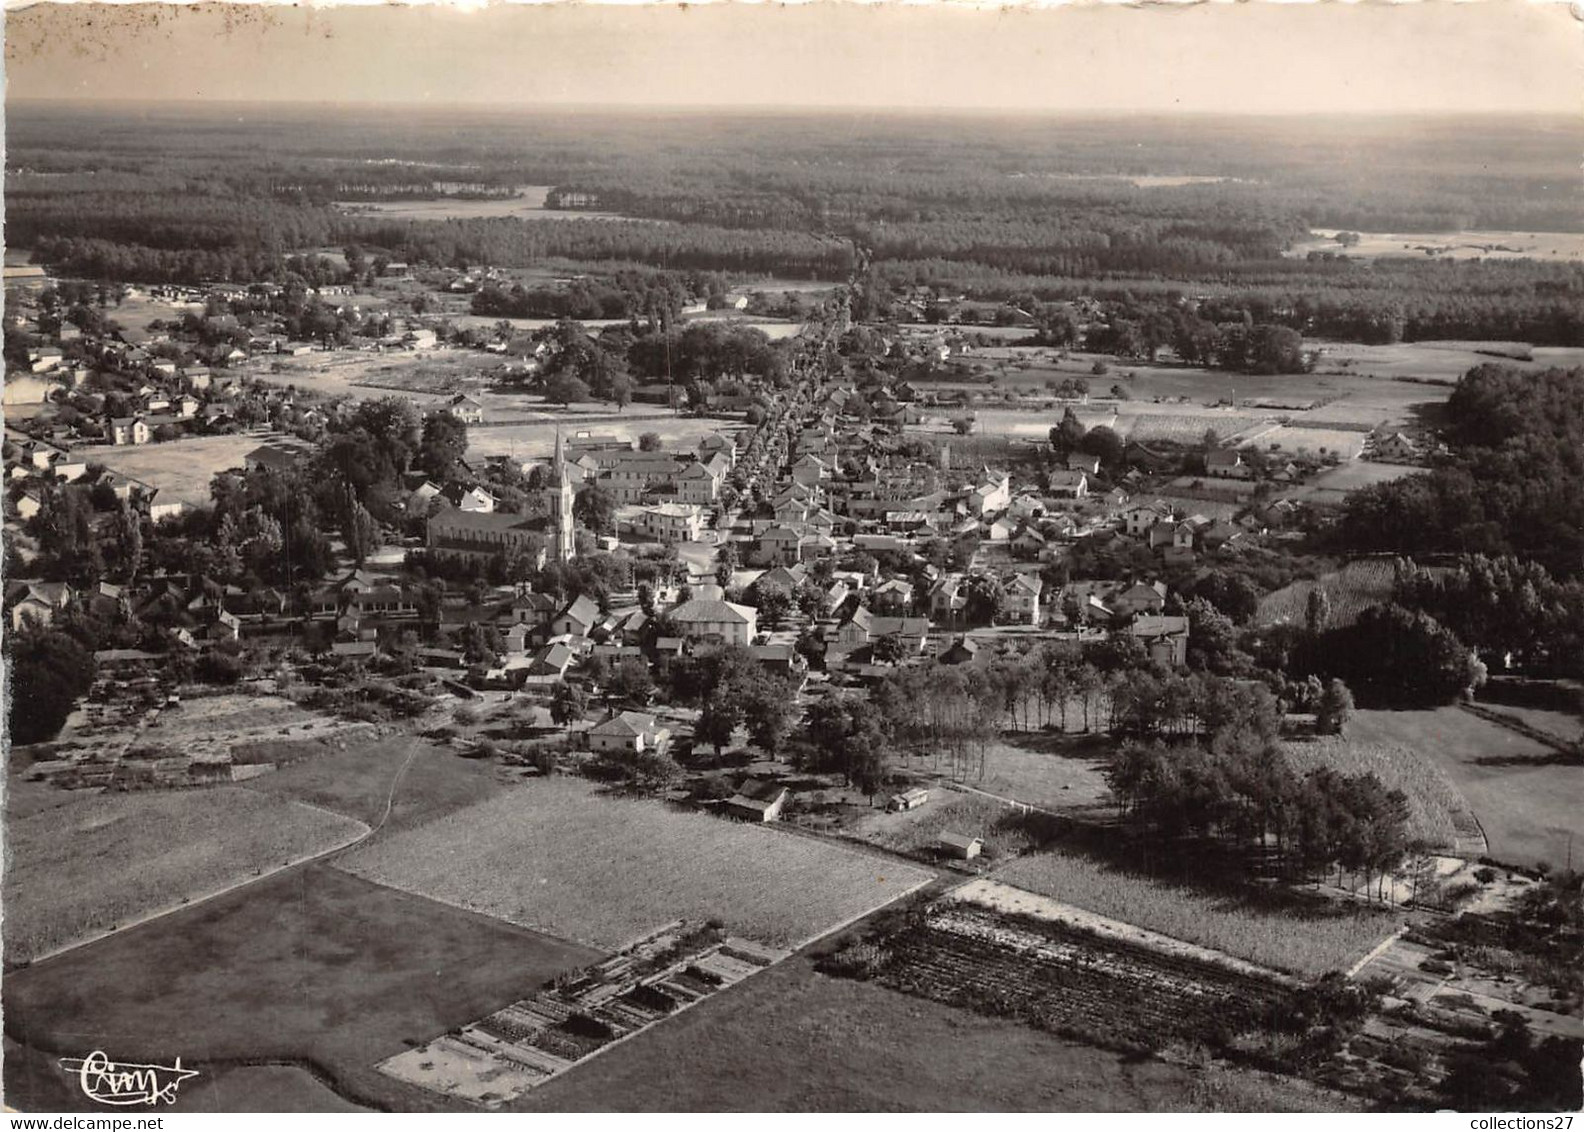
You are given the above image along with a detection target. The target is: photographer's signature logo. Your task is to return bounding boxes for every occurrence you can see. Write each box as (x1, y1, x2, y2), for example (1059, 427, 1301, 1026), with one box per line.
(59, 1051, 197, 1106)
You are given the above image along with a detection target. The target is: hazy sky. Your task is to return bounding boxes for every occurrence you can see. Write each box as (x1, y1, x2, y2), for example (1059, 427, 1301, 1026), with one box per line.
(6, 1, 1580, 115)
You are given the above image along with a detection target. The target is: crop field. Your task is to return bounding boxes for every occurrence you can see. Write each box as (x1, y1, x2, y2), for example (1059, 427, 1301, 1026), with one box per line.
(336, 778, 933, 950)
(1282, 735, 1479, 852)
(1349, 709, 1584, 870)
(90, 432, 275, 507)
(3, 787, 367, 963)
(995, 850, 1397, 977)
(821, 899, 1294, 1053)
(1255, 559, 1399, 629)
(2, 866, 598, 1113)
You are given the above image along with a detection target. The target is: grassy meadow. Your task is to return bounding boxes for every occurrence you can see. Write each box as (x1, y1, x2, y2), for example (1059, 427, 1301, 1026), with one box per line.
(336, 778, 932, 949)
(3, 786, 367, 963)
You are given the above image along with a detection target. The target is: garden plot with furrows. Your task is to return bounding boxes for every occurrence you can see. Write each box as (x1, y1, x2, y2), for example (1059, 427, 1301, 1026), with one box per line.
(822, 903, 1294, 1054)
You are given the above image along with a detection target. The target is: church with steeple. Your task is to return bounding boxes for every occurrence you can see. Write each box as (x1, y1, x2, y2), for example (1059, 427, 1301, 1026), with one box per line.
(546, 427, 576, 563)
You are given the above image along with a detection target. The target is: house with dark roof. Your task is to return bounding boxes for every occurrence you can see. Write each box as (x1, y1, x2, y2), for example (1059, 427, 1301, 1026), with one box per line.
(668, 597, 758, 646)
(724, 777, 790, 823)
(426, 507, 548, 567)
(551, 594, 602, 638)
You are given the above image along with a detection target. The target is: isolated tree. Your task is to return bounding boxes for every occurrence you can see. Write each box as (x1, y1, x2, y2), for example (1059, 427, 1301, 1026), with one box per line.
(1306, 588, 1332, 634)
(753, 581, 793, 630)
(343, 496, 381, 568)
(574, 484, 616, 535)
(872, 633, 908, 664)
(697, 694, 744, 755)
(418, 410, 469, 482)
(1050, 407, 1086, 456)
(545, 372, 591, 406)
(1079, 424, 1124, 468)
(638, 431, 663, 452)
(606, 658, 656, 707)
(1316, 678, 1356, 736)
(8, 628, 94, 745)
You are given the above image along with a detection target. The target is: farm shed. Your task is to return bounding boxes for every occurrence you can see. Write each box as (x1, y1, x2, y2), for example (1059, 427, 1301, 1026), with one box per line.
(725, 778, 791, 823)
(939, 832, 984, 860)
(888, 788, 930, 812)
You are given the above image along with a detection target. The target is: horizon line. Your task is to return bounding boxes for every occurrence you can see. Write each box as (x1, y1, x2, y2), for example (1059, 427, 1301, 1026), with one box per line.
(7, 97, 1578, 120)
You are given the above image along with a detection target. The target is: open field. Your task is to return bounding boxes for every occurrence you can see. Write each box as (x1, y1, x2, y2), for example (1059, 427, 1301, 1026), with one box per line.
(1478, 703, 1584, 743)
(256, 348, 489, 404)
(2, 866, 599, 1113)
(1244, 424, 1367, 461)
(89, 432, 274, 507)
(337, 778, 933, 950)
(1348, 708, 1584, 870)
(1255, 559, 1399, 629)
(333, 188, 634, 223)
(169, 1066, 372, 1113)
(3, 787, 367, 963)
(467, 415, 746, 463)
(995, 850, 1397, 977)
(918, 735, 1114, 815)
(1289, 228, 1584, 262)
(1283, 735, 1480, 852)
(846, 787, 1056, 860)
(1311, 340, 1584, 384)
(1287, 460, 1422, 505)
(243, 735, 507, 830)
(961, 405, 1268, 443)
(516, 952, 1353, 1112)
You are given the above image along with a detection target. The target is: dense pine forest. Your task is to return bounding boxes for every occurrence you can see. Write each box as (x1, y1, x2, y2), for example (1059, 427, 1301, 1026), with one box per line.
(8, 105, 1584, 344)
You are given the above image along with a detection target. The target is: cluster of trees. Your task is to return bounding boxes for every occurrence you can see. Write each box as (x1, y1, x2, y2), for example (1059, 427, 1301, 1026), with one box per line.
(1109, 741, 1412, 892)
(471, 269, 697, 325)
(1049, 408, 1124, 468)
(9, 628, 95, 745)
(1440, 1014, 1583, 1111)
(1341, 366, 1584, 580)
(799, 693, 892, 799)
(1394, 554, 1584, 676)
(665, 646, 798, 757)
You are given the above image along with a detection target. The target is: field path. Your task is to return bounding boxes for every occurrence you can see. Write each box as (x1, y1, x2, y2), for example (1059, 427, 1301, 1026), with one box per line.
(22, 737, 426, 969)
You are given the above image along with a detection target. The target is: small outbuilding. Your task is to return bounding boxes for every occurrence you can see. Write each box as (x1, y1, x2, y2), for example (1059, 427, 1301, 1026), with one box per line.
(939, 831, 984, 860)
(725, 777, 790, 823)
(888, 787, 930, 813)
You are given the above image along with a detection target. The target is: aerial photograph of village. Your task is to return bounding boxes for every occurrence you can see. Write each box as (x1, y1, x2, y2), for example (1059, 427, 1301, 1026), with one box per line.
(2, 0, 1580, 1116)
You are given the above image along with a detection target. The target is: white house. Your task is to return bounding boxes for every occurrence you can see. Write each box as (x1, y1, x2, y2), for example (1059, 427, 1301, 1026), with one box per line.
(636, 502, 705, 543)
(588, 710, 671, 754)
